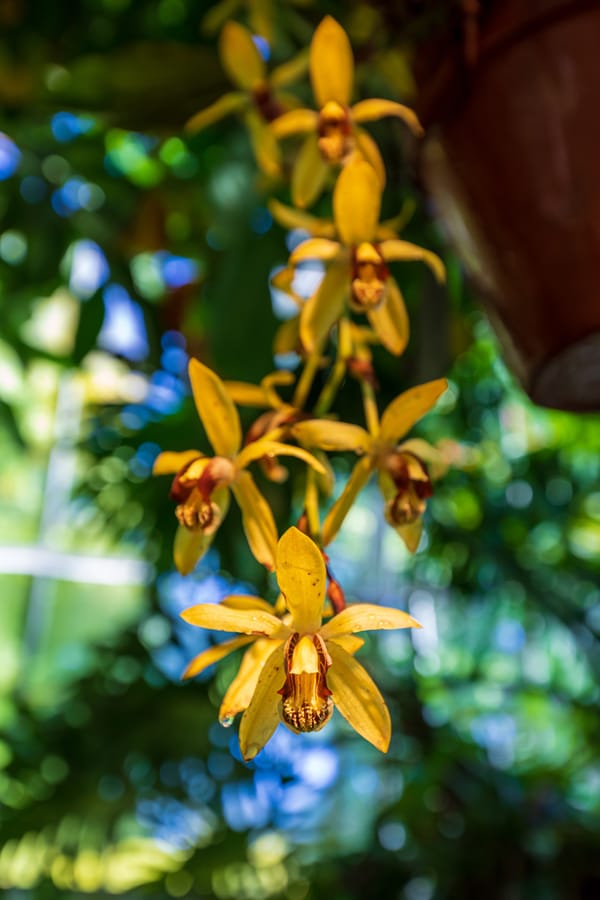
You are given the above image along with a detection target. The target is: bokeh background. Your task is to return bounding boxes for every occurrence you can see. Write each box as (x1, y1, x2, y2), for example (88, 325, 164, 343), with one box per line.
(1, 1, 599, 898)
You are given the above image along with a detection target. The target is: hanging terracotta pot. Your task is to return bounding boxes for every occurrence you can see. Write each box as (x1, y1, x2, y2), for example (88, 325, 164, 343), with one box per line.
(413, 0, 600, 411)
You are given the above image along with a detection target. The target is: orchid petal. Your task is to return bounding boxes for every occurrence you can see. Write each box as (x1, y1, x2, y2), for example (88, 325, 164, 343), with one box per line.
(219, 21, 265, 90)
(275, 91, 303, 111)
(300, 260, 348, 353)
(379, 378, 448, 446)
(378, 470, 426, 553)
(351, 97, 425, 137)
(270, 47, 310, 88)
(173, 526, 215, 576)
(177, 456, 214, 484)
(185, 92, 248, 132)
(398, 438, 449, 479)
(348, 322, 379, 344)
(221, 594, 277, 614)
(354, 128, 386, 188)
(219, 638, 284, 723)
(235, 439, 326, 474)
(396, 517, 424, 553)
(310, 16, 354, 108)
(261, 371, 296, 410)
(180, 603, 285, 636)
(189, 358, 241, 456)
(291, 134, 330, 208)
(379, 239, 446, 283)
(327, 641, 391, 752)
(153, 449, 202, 476)
(314, 450, 336, 497)
(333, 157, 381, 246)
(276, 527, 325, 633)
(322, 456, 373, 546)
(271, 108, 319, 138)
(224, 381, 269, 407)
(274, 316, 301, 355)
(182, 635, 255, 680)
(377, 198, 417, 239)
(290, 238, 340, 264)
(231, 470, 278, 570)
(291, 420, 371, 453)
(245, 109, 281, 177)
(269, 199, 336, 238)
(351, 98, 424, 137)
(263, 370, 296, 389)
(239, 644, 286, 760)
(321, 602, 421, 640)
(329, 634, 364, 654)
(377, 469, 396, 505)
(366, 277, 409, 356)
(271, 265, 297, 294)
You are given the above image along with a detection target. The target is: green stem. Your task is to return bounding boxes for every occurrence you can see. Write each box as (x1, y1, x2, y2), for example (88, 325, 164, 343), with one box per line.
(304, 468, 321, 541)
(361, 378, 380, 436)
(314, 358, 346, 417)
(293, 351, 320, 410)
(314, 318, 350, 416)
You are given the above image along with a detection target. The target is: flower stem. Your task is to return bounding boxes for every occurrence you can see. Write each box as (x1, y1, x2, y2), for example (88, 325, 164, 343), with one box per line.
(304, 468, 321, 540)
(293, 351, 320, 410)
(361, 378, 380, 436)
(314, 320, 350, 416)
(314, 358, 345, 416)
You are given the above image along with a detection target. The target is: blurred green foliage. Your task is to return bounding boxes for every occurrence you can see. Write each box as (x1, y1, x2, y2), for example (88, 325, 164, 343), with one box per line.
(0, 1, 599, 898)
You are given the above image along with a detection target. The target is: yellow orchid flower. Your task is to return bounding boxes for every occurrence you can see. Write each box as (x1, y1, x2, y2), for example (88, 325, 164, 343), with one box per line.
(185, 21, 308, 177)
(270, 15, 423, 207)
(225, 369, 334, 493)
(224, 369, 302, 483)
(181, 527, 421, 759)
(153, 358, 325, 574)
(225, 368, 296, 417)
(277, 156, 445, 356)
(269, 260, 382, 364)
(291, 379, 448, 552)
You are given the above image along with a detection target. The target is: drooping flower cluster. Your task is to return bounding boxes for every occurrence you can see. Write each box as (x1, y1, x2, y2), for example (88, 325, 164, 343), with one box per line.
(154, 15, 450, 758)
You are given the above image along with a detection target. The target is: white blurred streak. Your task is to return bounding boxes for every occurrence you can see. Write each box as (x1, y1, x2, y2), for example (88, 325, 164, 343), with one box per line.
(0, 545, 152, 584)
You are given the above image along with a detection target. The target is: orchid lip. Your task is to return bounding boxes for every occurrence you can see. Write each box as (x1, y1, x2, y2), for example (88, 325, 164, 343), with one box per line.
(278, 632, 333, 733)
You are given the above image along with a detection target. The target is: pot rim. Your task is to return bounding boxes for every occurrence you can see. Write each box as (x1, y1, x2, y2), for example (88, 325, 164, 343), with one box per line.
(415, 0, 599, 125)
